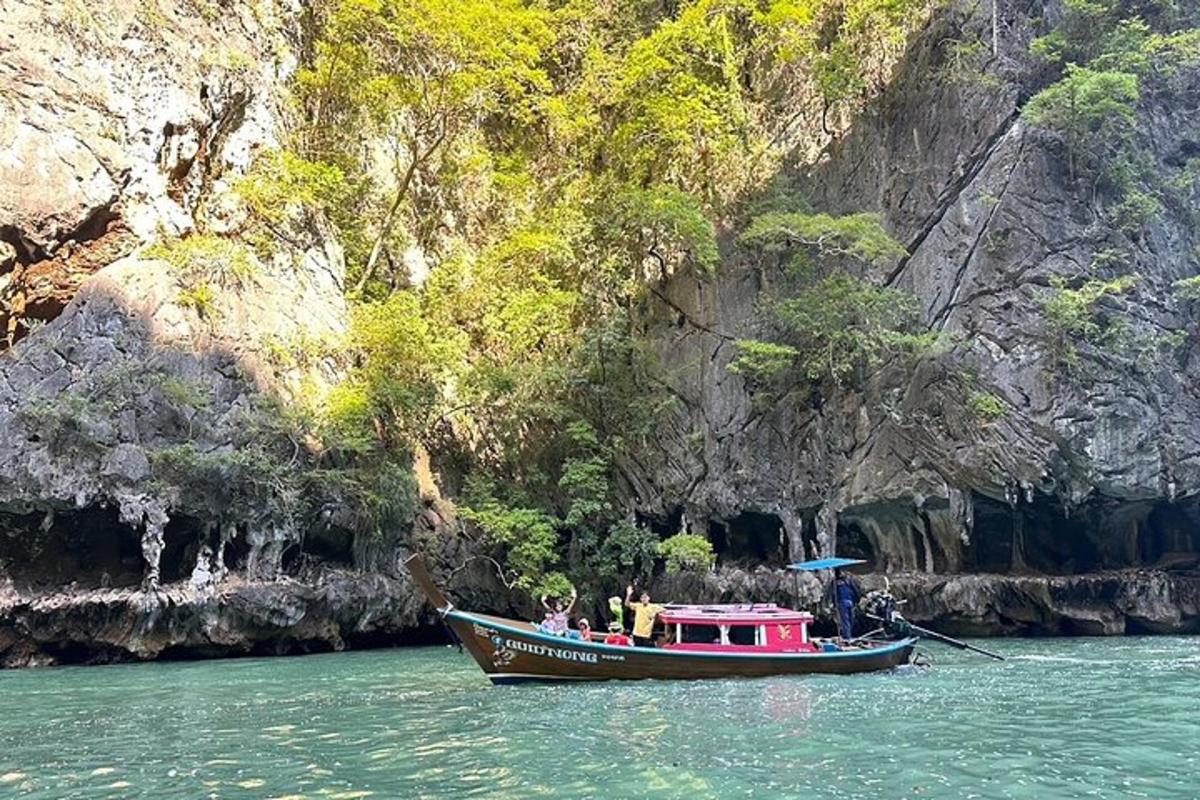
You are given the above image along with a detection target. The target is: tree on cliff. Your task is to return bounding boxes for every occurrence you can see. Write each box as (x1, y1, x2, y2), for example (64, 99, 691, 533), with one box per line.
(284, 0, 940, 591)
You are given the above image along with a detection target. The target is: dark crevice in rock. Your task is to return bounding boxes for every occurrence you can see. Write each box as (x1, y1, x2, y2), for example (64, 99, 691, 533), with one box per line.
(161, 121, 197, 196)
(36, 641, 133, 667)
(1164, 139, 1200, 169)
(828, 494, 1200, 578)
(160, 514, 207, 583)
(887, 109, 1021, 289)
(68, 203, 122, 249)
(0, 224, 34, 268)
(967, 493, 1200, 575)
(222, 529, 251, 572)
(708, 511, 789, 566)
(0, 506, 143, 591)
(301, 525, 354, 567)
(1, 204, 133, 351)
(636, 506, 684, 538)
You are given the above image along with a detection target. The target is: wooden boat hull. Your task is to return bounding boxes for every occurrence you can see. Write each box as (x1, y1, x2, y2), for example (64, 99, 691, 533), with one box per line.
(446, 610, 917, 685)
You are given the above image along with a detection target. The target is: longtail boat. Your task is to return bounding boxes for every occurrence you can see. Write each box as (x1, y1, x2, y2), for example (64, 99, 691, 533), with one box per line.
(404, 555, 918, 685)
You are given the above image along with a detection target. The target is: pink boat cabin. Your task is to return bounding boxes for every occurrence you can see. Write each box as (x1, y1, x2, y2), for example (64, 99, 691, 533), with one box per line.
(660, 604, 819, 653)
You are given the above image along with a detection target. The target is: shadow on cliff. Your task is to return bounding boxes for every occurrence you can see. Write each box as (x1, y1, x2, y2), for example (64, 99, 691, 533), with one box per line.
(0, 272, 466, 667)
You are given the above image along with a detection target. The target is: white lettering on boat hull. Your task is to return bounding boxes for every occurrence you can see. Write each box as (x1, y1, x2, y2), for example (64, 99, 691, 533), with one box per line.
(492, 636, 599, 665)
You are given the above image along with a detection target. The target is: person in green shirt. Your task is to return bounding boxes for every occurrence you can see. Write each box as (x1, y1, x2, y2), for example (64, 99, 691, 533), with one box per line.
(625, 584, 664, 647)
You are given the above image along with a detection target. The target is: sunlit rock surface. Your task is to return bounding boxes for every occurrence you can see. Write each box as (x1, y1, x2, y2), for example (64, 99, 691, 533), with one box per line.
(3, 0, 1199, 666)
(0, 0, 424, 667)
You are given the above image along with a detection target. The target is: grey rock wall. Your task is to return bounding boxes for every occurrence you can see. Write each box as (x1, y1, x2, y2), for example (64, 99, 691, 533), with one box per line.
(0, 0, 441, 667)
(620, 1, 1200, 631)
(629, 0, 1200, 562)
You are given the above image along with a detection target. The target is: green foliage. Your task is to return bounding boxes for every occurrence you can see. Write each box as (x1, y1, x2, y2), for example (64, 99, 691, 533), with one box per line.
(967, 391, 1007, 423)
(658, 533, 715, 574)
(319, 381, 380, 456)
(1025, 0, 1200, 190)
(734, 272, 935, 386)
(601, 1, 751, 198)
(731, 208, 927, 392)
(177, 283, 217, 317)
(1112, 190, 1161, 234)
(1022, 66, 1140, 181)
(150, 442, 287, 509)
(236, 150, 353, 224)
(1031, 0, 1150, 71)
(317, 457, 420, 540)
(739, 211, 906, 265)
(298, 0, 555, 291)
(598, 520, 660, 584)
(1043, 273, 1141, 363)
(351, 290, 465, 443)
(558, 422, 613, 529)
(728, 339, 802, 381)
(147, 234, 258, 289)
(938, 35, 1002, 87)
(1173, 275, 1200, 301)
(1044, 274, 1141, 339)
(532, 572, 575, 600)
(158, 376, 212, 411)
(598, 182, 720, 278)
(284, 0, 941, 589)
(460, 498, 560, 589)
(14, 394, 100, 455)
(758, 0, 932, 105)
(200, 46, 255, 73)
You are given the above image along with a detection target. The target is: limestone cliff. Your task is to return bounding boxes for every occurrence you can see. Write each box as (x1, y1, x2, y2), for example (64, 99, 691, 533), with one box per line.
(0, 0, 442, 667)
(626, 0, 1200, 634)
(3, 0, 1199, 668)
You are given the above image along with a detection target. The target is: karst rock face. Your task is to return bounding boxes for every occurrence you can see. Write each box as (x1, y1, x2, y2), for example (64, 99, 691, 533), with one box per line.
(625, 1, 1200, 634)
(2, 1, 1199, 667)
(0, 0, 457, 667)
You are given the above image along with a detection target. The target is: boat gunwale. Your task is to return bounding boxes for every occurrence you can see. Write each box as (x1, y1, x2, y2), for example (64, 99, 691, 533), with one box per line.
(449, 610, 917, 661)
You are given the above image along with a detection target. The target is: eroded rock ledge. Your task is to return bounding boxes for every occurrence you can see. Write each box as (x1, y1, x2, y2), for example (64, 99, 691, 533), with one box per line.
(0, 569, 434, 669)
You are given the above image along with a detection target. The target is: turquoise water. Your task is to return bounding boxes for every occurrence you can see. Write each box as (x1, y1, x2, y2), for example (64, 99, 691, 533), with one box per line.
(1, 638, 1198, 799)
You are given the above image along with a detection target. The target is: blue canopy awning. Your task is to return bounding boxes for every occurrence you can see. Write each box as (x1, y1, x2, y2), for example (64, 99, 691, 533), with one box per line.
(787, 557, 867, 572)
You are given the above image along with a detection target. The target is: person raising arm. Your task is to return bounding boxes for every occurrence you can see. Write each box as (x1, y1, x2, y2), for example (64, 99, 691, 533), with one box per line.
(625, 584, 664, 647)
(540, 587, 577, 636)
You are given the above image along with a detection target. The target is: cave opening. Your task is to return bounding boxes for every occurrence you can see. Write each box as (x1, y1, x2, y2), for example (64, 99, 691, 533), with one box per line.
(835, 520, 874, 564)
(300, 525, 355, 568)
(834, 502, 952, 572)
(636, 507, 685, 538)
(223, 529, 250, 573)
(160, 515, 207, 584)
(0, 506, 143, 590)
(966, 493, 1200, 574)
(708, 511, 788, 566)
(797, 510, 821, 563)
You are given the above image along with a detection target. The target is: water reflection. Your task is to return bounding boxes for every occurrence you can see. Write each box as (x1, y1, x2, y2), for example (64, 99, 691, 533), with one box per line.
(0, 638, 1198, 798)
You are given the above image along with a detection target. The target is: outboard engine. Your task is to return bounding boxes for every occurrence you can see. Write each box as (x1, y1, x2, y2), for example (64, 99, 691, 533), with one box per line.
(862, 588, 913, 638)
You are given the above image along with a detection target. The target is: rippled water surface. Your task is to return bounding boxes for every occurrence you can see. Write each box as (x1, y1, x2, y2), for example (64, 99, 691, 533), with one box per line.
(1, 637, 1199, 799)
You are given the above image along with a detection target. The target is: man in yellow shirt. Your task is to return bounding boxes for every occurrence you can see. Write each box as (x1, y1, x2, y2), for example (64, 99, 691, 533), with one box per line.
(625, 584, 664, 647)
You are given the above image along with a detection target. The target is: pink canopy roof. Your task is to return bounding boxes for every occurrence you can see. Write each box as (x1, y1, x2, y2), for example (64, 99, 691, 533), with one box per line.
(659, 603, 813, 626)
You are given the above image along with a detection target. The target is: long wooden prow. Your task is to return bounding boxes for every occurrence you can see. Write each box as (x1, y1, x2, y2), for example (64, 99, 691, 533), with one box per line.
(403, 554, 452, 614)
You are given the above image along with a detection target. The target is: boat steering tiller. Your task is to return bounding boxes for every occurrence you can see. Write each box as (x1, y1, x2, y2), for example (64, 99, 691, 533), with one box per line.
(864, 588, 1005, 662)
